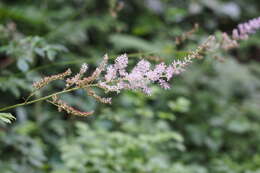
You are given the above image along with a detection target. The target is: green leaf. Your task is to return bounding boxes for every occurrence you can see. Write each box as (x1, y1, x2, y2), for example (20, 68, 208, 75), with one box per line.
(34, 47, 45, 57)
(168, 97, 191, 113)
(0, 113, 16, 124)
(46, 49, 56, 60)
(158, 111, 176, 120)
(17, 59, 29, 72)
(109, 34, 159, 52)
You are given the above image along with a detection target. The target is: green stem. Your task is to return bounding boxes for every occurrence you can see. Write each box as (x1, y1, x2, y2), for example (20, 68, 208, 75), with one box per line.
(0, 87, 80, 112)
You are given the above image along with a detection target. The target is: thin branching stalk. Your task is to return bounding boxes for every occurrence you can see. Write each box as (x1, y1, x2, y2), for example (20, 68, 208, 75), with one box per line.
(0, 84, 97, 112)
(1, 15, 259, 117)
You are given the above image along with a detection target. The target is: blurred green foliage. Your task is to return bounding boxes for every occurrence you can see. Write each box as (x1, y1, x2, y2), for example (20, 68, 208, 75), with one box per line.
(0, 0, 260, 172)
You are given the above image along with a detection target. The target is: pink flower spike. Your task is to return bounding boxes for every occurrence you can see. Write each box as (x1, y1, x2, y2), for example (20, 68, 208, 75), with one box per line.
(115, 54, 128, 70)
(232, 29, 239, 40)
(134, 59, 151, 73)
(166, 66, 174, 81)
(158, 79, 170, 89)
(105, 65, 117, 82)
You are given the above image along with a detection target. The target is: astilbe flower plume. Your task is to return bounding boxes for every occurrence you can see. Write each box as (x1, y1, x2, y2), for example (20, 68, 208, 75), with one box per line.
(29, 36, 215, 117)
(232, 16, 260, 40)
(98, 36, 214, 96)
(26, 17, 260, 117)
(219, 16, 260, 50)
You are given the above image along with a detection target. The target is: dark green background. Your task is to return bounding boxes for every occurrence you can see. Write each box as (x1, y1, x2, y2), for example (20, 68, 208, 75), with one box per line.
(0, 0, 260, 172)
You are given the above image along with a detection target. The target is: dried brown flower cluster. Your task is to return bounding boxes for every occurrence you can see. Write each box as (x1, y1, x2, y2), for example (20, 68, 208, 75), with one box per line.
(76, 54, 109, 87)
(220, 32, 239, 50)
(109, 0, 124, 18)
(50, 95, 93, 117)
(175, 23, 199, 45)
(32, 55, 111, 116)
(33, 69, 72, 89)
(86, 88, 112, 104)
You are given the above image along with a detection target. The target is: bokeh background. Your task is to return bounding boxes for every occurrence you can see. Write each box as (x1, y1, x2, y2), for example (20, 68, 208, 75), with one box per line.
(0, 0, 260, 172)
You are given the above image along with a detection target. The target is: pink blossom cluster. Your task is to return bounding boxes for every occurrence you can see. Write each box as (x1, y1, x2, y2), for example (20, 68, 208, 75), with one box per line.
(99, 54, 191, 95)
(232, 16, 260, 40)
(29, 16, 260, 117)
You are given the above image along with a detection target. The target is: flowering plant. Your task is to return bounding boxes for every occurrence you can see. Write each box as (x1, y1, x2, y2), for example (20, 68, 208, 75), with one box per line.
(0, 16, 259, 120)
